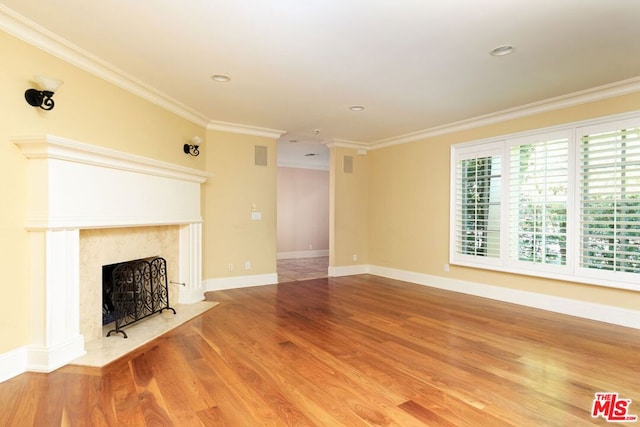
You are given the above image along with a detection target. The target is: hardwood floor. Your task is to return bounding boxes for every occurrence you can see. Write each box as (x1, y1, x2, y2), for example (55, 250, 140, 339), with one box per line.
(1, 274, 639, 426)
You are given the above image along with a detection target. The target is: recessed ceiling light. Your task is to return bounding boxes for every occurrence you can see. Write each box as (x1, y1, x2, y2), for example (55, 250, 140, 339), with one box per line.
(349, 105, 365, 111)
(490, 45, 514, 56)
(211, 74, 231, 82)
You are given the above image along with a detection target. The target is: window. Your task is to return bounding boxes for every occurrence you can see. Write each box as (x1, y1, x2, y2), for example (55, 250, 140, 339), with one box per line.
(452, 143, 502, 266)
(508, 133, 569, 270)
(451, 112, 640, 291)
(456, 156, 502, 257)
(578, 121, 640, 279)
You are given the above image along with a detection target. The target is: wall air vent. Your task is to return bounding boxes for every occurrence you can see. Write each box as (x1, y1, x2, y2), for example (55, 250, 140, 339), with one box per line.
(255, 145, 268, 166)
(343, 155, 353, 173)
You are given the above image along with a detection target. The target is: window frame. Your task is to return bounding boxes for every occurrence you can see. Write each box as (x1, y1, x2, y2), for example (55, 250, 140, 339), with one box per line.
(450, 141, 504, 267)
(575, 117, 640, 286)
(504, 130, 574, 277)
(450, 111, 640, 292)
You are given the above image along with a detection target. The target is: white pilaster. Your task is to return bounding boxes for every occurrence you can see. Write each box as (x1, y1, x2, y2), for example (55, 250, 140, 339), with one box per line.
(27, 229, 85, 372)
(179, 223, 205, 303)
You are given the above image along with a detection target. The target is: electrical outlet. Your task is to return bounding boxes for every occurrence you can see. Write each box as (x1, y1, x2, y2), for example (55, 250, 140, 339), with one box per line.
(353, 254, 358, 262)
(228, 263, 234, 271)
(444, 263, 450, 272)
(245, 261, 251, 270)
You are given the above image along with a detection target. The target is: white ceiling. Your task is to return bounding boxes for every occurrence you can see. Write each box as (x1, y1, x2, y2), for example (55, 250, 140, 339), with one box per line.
(2, 1, 640, 167)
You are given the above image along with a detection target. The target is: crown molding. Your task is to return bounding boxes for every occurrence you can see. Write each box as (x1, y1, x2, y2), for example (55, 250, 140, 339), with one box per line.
(1, 5, 289, 138)
(207, 120, 285, 139)
(4, 4, 639, 147)
(324, 139, 369, 150)
(0, 5, 213, 127)
(371, 76, 640, 150)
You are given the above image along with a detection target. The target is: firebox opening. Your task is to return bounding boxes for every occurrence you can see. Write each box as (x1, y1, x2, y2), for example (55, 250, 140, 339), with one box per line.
(101, 256, 176, 338)
(102, 263, 118, 326)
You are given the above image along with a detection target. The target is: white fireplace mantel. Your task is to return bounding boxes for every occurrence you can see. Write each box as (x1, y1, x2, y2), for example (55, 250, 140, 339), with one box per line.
(10, 135, 209, 375)
(14, 134, 209, 230)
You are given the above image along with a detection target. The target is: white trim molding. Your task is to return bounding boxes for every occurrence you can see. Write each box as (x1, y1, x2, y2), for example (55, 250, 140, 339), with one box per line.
(368, 265, 640, 330)
(13, 135, 210, 184)
(205, 263, 640, 329)
(13, 135, 208, 231)
(325, 139, 370, 150)
(27, 337, 86, 374)
(3, 3, 638, 150)
(0, 4, 285, 138)
(371, 77, 640, 149)
(207, 120, 285, 139)
(0, 347, 28, 384)
(178, 223, 205, 304)
(328, 264, 370, 277)
(15, 229, 87, 379)
(205, 273, 278, 292)
(0, 4, 210, 128)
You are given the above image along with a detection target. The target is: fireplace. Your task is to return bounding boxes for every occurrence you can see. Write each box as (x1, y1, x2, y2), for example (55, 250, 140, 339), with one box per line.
(80, 226, 181, 341)
(14, 135, 209, 373)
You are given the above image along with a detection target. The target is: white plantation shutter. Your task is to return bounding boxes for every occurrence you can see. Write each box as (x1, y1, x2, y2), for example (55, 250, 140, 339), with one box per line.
(452, 143, 503, 264)
(578, 123, 640, 275)
(508, 134, 569, 268)
(451, 112, 640, 290)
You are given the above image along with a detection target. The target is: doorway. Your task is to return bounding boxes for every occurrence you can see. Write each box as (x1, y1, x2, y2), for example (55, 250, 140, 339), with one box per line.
(276, 141, 330, 282)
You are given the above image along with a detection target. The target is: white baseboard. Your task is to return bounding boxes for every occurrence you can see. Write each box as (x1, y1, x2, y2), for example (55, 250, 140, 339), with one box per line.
(0, 346, 28, 383)
(329, 264, 370, 277)
(204, 273, 278, 292)
(27, 335, 86, 373)
(277, 250, 329, 259)
(369, 265, 640, 330)
(0, 335, 86, 383)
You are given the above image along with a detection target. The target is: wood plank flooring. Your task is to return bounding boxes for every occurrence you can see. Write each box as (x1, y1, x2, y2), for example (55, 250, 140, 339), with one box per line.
(1, 274, 639, 426)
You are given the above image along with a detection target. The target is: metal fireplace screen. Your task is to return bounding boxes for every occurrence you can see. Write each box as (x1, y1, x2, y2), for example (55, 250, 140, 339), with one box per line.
(103, 256, 175, 338)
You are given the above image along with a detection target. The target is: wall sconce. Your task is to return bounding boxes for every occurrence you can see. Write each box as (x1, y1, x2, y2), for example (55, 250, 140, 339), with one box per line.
(184, 136, 203, 156)
(25, 75, 64, 111)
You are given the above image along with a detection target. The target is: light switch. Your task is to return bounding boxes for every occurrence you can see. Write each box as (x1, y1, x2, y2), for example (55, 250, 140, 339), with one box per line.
(251, 212, 262, 221)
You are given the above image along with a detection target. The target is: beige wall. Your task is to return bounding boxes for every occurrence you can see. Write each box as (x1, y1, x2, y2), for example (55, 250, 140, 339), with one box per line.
(368, 92, 640, 311)
(277, 167, 329, 254)
(0, 31, 205, 354)
(330, 146, 369, 267)
(202, 130, 277, 278)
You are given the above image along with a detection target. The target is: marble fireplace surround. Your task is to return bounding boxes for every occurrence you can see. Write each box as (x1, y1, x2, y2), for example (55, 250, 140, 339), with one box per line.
(13, 135, 209, 374)
(79, 225, 181, 342)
